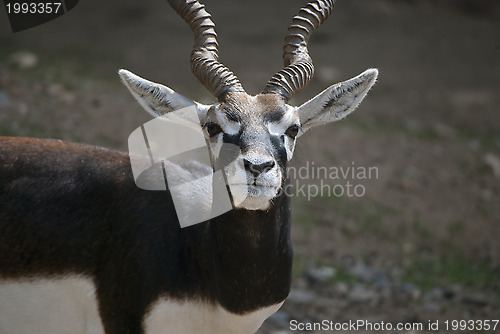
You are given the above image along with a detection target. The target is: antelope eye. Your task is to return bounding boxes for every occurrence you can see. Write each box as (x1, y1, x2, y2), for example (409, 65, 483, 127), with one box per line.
(285, 125, 300, 139)
(206, 123, 223, 137)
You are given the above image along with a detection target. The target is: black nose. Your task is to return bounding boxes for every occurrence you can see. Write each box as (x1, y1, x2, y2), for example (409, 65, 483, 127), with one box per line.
(243, 159, 275, 178)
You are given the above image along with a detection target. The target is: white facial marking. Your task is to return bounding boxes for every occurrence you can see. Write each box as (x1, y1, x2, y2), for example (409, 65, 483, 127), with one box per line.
(0, 277, 104, 334)
(144, 298, 284, 334)
(214, 108, 240, 135)
(283, 135, 295, 161)
(267, 106, 298, 161)
(267, 106, 297, 136)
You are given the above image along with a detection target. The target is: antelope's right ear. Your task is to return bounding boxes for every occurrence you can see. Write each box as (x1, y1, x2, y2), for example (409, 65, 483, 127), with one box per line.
(297, 69, 378, 133)
(118, 69, 210, 123)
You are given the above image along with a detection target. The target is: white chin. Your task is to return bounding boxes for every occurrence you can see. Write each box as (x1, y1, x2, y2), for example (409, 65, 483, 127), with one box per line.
(229, 184, 278, 210)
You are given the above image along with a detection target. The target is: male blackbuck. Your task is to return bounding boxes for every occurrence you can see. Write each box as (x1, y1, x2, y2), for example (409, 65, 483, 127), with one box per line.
(0, 0, 377, 333)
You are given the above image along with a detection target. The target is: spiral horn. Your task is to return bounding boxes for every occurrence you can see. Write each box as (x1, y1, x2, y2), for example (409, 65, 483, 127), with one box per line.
(168, 0, 245, 100)
(262, 0, 335, 101)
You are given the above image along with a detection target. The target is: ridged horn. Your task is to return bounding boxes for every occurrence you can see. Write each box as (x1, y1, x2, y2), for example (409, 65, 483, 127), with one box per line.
(167, 0, 245, 100)
(262, 0, 334, 101)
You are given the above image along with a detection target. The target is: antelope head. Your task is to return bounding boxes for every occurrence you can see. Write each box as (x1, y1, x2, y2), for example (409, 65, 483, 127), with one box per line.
(119, 0, 378, 211)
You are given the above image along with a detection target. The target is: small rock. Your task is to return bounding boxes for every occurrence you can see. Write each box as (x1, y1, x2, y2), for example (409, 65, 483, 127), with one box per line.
(425, 287, 444, 300)
(348, 264, 380, 282)
(9, 51, 38, 69)
(306, 266, 336, 282)
(484, 153, 500, 179)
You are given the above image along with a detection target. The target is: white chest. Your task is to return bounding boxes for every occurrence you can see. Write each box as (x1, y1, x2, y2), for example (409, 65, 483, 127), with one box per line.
(144, 298, 284, 334)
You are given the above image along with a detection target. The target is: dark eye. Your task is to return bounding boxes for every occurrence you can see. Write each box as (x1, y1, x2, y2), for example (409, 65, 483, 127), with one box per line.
(285, 125, 300, 139)
(206, 123, 223, 137)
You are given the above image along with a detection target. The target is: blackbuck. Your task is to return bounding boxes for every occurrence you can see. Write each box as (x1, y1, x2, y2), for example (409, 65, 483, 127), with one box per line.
(0, 0, 377, 333)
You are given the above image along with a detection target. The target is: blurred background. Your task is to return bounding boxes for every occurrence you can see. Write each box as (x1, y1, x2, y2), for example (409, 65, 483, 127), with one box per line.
(1, 0, 499, 332)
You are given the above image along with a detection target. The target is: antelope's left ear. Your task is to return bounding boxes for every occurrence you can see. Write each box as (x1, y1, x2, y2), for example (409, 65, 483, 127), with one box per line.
(297, 69, 378, 133)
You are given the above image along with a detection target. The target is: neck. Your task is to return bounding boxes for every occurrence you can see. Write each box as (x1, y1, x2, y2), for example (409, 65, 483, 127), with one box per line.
(197, 191, 293, 314)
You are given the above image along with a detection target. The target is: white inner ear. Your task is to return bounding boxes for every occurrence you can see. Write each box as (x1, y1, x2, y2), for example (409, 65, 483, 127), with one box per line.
(297, 68, 378, 132)
(119, 69, 210, 124)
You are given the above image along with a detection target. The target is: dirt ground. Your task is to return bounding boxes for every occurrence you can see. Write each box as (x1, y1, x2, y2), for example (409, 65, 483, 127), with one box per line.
(1, 0, 499, 333)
